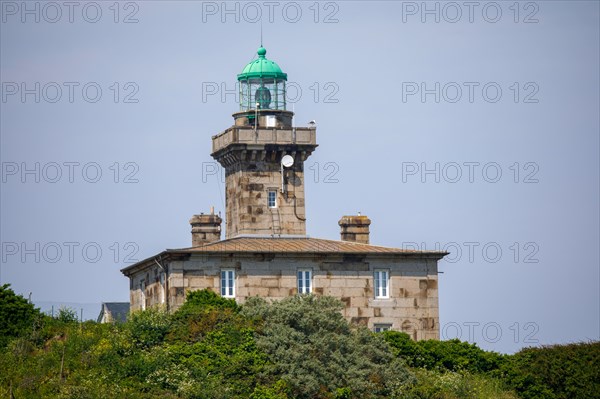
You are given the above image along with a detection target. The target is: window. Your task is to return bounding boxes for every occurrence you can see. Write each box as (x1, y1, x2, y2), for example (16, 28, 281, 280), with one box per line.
(374, 270, 389, 299)
(374, 324, 392, 333)
(221, 269, 235, 298)
(297, 269, 312, 294)
(267, 190, 277, 208)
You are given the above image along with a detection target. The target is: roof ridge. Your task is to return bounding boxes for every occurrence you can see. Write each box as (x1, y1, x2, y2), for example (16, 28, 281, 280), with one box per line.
(169, 236, 446, 253)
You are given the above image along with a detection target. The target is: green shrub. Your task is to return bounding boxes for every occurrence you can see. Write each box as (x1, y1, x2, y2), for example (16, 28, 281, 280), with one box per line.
(126, 306, 172, 349)
(182, 288, 240, 310)
(400, 368, 519, 399)
(383, 331, 505, 374)
(250, 380, 290, 399)
(0, 284, 43, 348)
(56, 306, 79, 324)
(1, 291, 598, 399)
(501, 341, 600, 399)
(243, 295, 413, 399)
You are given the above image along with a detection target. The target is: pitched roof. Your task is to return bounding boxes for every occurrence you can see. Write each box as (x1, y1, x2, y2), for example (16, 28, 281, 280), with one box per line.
(121, 236, 447, 276)
(175, 236, 436, 254)
(97, 302, 129, 323)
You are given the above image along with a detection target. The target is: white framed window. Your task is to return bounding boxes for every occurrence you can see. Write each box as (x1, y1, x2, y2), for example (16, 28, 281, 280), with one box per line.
(221, 269, 235, 298)
(267, 190, 277, 208)
(374, 270, 389, 299)
(374, 324, 392, 333)
(297, 269, 312, 294)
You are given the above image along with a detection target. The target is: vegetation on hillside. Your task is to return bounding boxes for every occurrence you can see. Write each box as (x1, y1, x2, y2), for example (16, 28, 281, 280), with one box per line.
(0, 285, 598, 399)
(382, 330, 600, 399)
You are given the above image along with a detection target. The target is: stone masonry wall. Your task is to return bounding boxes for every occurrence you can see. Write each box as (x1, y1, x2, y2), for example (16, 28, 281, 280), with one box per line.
(225, 164, 306, 237)
(142, 253, 441, 340)
(129, 264, 166, 312)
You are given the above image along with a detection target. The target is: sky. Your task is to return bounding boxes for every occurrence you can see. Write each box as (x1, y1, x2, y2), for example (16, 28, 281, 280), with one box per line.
(1, 0, 598, 354)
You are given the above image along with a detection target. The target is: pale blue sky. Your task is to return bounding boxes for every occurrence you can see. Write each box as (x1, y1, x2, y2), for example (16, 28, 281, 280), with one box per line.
(1, 1, 598, 353)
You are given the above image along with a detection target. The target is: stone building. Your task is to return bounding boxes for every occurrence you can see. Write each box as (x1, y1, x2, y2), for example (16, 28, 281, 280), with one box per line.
(97, 302, 129, 323)
(121, 46, 447, 340)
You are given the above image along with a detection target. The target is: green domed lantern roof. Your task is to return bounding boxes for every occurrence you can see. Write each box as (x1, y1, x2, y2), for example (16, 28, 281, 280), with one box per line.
(237, 47, 287, 81)
(237, 46, 288, 112)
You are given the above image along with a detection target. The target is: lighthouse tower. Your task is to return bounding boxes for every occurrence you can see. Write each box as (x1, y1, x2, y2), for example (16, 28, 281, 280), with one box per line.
(211, 47, 318, 238)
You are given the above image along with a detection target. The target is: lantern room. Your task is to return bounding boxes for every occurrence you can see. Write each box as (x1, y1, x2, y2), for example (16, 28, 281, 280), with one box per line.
(233, 46, 294, 128)
(237, 46, 287, 112)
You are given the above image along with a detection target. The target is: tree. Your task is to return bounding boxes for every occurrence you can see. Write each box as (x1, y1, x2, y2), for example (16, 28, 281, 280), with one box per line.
(242, 295, 413, 399)
(0, 284, 42, 348)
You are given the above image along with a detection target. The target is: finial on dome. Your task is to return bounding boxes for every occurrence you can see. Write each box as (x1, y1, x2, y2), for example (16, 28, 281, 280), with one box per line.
(257, 46, 267, 57)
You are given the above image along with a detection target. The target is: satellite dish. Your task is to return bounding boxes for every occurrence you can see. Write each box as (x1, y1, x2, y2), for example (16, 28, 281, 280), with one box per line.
(281, 155, 294, 168)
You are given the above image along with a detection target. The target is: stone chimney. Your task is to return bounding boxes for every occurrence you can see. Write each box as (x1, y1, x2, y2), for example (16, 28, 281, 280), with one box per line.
(190, 207, 222, 246)
(338, 214, 371, 244)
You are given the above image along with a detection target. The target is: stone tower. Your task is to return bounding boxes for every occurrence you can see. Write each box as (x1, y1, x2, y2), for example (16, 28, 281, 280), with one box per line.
(211, 47, 317, 238)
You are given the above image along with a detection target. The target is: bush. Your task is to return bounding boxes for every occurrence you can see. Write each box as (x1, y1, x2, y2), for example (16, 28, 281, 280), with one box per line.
(166, 291, 266, 397)
(384, 331, 600, 399)
(383, 331, 505, 374)
(0, 284, 43, 348)
(400, 368, 519, 399)
(242, 295, 413, 399)
(181, 288, 239, 311)
(1, 291, 597, 399)
(500, 341, 600, 399)
(249, 380, 290, 399)
(169, 289, 258, 344)
(127, 306, 172, 349)
(56, 306, 79, 324)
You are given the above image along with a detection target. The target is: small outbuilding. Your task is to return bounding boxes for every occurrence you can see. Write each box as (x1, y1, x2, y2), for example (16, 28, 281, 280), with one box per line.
(97, 302, 129, 323)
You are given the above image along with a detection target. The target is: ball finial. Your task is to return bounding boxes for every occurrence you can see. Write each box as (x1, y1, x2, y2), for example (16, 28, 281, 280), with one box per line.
(257, 46, 267, 57)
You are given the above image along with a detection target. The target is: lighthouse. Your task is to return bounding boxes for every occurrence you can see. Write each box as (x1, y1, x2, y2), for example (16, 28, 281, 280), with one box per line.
(121, 45, 447, 341)
(211, 46, 318, 238)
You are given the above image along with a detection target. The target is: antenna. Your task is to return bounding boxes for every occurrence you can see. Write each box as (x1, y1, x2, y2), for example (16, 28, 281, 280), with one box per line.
(260, 21, 263, 46)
